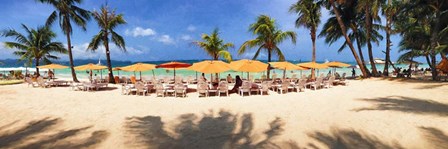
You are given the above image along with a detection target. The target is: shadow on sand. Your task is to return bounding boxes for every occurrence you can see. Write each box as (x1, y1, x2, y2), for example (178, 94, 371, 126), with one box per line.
(419, 127, 448, 149)
(0, 117, 109, 149)
(124, 110, 289, 149)
(353, 96, 448, 117)
(124, 110, 407, 149)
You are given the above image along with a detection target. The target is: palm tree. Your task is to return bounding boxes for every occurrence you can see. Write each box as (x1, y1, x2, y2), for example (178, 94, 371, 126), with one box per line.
(87, 5, 126, 84)
(289, 0, 322, 79)
(326, 0, 369, 77)
(193, 28, 233, 62)
(357, 0, 384, 76)
(238, 15, 297, 79)
(1, 24, 67, 76)
(38, 0, 91, 82)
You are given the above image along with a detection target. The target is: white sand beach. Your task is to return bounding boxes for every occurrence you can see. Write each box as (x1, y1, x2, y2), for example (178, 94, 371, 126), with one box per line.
(0, 78, 447, 149)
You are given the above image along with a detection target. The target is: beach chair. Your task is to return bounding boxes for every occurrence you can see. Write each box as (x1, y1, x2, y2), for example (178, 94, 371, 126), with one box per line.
(239, 81, 251, 97)
(36, 77, 51, 88)
(121, 76, 127, 84)
(278, 80, 293, 94)
(218, 81, 229, 97)
(175, 76, 183, 84)
(70, 81, 83, 91)
(114, 76, 120, 84)
(272, 73, 278, 80)
(155, 83, 165, 97)
(323, 76, 335, 88)
(25, 77, 38, 87)
(310, 77, 324, 90)
(136, 82, 147, 96)
(174, 83, 187, 97)
(130, 76, 137, 84)
(338, 73, 348, 85)
(197, 82, 209, 97)
(295, 79, 306, 92)
(260, 81, 270, 95)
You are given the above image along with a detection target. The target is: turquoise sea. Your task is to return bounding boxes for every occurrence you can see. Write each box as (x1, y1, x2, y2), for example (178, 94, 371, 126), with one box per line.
(0, 59, 428, 80)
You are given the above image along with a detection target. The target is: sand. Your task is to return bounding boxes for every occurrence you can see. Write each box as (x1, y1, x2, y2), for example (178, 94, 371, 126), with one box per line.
(0, 78, 447, 149)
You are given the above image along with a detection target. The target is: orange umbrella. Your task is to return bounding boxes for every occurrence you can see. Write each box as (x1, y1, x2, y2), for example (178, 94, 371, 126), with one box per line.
(297, 62, 329, 69)
(156, 62, 191, 78)
(270, 62, 308, 79)
(229, 59, 268, 72)
(121, 63, 157, 80)
(324, 61, 351, 68)
(189, 60, 230, 73)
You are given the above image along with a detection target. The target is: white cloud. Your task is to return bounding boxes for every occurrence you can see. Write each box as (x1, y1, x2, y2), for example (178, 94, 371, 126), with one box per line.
(67, 43, 146, 60)
(180, 35, 192, 41)
(187, 25, 196, 32)
(125, 27, 156, 37)
(158, 35, 175, 45)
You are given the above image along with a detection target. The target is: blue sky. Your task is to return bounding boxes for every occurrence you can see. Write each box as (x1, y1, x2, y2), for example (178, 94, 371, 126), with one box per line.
(0, 0, 405, 62)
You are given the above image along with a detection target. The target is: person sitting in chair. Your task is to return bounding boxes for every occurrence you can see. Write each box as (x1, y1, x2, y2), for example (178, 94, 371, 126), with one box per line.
(230, 75, 242, 93)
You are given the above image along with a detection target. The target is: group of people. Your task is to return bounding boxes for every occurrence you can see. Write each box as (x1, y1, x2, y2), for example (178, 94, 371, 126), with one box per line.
(199, 73, 243, 93)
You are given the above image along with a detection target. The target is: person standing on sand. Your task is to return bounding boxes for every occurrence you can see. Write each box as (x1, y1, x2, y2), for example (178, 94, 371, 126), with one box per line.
(352, 68, 356, 78)
(227, 74, 232, 83)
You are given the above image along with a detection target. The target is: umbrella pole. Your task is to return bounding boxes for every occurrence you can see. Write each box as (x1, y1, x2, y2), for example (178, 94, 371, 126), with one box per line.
(152, 70, 155, 78)
(174, 68, 176, 80)
(140, 71, 142, 81)
(195, 71, 198, 80)
(283, 69, 286, 79)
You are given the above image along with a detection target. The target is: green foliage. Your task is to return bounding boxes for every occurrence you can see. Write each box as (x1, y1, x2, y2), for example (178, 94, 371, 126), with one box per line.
(192, 28, 234, 62)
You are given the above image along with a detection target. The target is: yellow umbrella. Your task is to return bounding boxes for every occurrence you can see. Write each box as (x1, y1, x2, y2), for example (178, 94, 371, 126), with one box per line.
(74, 63, 107, 79)
(74, 63, 107, 70)
(37, 63, 68, 79)
(121, 63, 156, 80)
(297, 62, 329, 69)
(37, 63, 68, 69)
(112, 67, 122, 76)
(324, 61, 351, 68)
(189, 60, 230, 73)
(230, 59, 268, 72)
(270, 62, 309, 79)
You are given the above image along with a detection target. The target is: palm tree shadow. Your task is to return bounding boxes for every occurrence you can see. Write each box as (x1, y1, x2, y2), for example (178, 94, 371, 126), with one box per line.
(353, 96, 448, 117)
(307, 128, 404, 149)
(414, 84, 446, 89)
(0, 117, 109, 149)
(419, 127, 448, 149)
(124, 110, 290, 149)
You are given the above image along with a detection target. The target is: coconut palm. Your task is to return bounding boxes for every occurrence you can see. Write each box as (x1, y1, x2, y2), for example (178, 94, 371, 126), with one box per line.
(325, 0, 369, 77)
(238, 15, 297, 79)
(87, 5, 126, 84)
(289, 0, 322, 79)
(193, 28, 233, 62)
(38, 0, 91, 82)
(1, 24, 67, 76)
(357, 0, 385, 76)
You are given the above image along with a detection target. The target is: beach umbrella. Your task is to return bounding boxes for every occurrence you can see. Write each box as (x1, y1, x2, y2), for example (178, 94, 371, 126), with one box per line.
(230, 59, 268, 79)
(269, 62, 308, 79)
(297, 62, 329, 69)
(156, 62, 191, 79)
(113, 67, 122, 76)
(74, 63, 107, 79)
(37, 63, 68, 79)
(324, 61, 351, 68)
(324, 61, 351, 75)
(121, 63, 156, 80)
(189, 60, 230, 73)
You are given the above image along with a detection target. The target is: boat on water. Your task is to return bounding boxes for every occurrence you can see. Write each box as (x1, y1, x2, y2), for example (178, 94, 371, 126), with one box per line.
(369, 58, 386, 64)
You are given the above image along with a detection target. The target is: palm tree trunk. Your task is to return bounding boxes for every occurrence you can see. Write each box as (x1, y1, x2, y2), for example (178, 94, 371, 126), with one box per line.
(35, 58, 40, 76)
(104, 35, 115, 84)
(330, 1, 369, 77)
(66, 33, 79, 82)
(267, 49, 272, 79)
(430, 11, 441, 80)
(383, 0, 392, 76)
(311, 28, 316, 79)
(352, 26, 371, 77)
(365, 6, 378, 76)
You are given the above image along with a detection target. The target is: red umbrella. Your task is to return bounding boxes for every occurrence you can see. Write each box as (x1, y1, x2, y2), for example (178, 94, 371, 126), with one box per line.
(156, 62, 192, 78)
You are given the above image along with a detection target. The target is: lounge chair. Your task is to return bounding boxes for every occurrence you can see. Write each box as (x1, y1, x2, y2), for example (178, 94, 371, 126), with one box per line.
(135, 82, 148, 96)
(239, 81, 251, 96)
(174, 83, 187, 97)
(295, 79, 306, 92)
(310, 77, 324, 90)
(25, 77, 38, 87)
(130, 76, 137, 84)
(70, 81, 84, 91)
(338, 73, 348, 85)
(36, 77, 51, 88)
(260, 81, 270, 95)
(121, 76, 128, 84)
(218, 81, 229, 97)
(197, 82, 209, 97)
(323, 76, 335, 88)
(277, 80, 294, 94)
(154, 83, 165, 97)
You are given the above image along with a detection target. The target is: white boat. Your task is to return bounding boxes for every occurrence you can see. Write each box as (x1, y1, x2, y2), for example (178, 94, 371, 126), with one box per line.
(372, 58, 386, 64)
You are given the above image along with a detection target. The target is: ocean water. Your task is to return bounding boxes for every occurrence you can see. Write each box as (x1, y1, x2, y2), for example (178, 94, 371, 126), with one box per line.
(0, 59, 428, 80)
